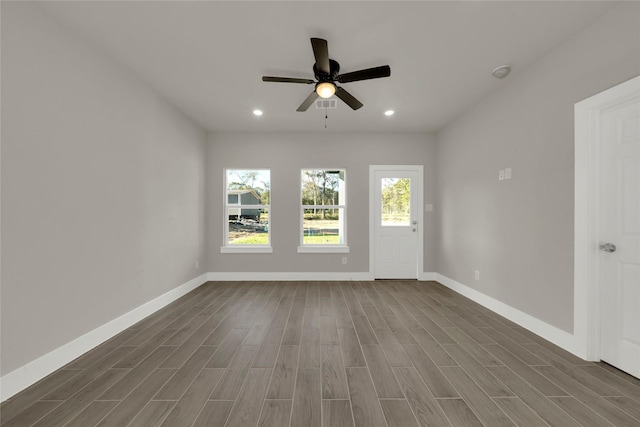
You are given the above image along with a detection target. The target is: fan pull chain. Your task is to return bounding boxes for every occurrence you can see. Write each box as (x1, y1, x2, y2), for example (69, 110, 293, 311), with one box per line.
(325, 107, 328, 129)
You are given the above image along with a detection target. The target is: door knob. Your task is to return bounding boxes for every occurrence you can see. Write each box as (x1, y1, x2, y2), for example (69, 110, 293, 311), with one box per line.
(599, 243, 617, 253)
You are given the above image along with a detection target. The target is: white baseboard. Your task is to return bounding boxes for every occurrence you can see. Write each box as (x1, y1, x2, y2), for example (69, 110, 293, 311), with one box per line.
(435, 274, 580, 358)
(207, 272, 438, 281)
(2, 271, 581, 401)
(418, 272, 437, 281)
(0, 273, 208, 402)
(207, 271, 375, 281)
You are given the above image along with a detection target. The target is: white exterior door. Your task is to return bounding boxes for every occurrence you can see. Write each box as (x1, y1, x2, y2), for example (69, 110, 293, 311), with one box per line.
(371, 166, 422, 279)
(599, 83, 640, 378)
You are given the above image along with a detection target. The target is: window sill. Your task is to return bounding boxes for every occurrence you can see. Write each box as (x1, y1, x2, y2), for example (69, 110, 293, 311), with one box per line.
(297, 245, 350, 253)
(221, 246, 273, 254)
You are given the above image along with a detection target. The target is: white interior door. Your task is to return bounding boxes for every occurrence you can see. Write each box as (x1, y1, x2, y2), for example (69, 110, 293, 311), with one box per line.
(599, 83, 640, 378)
(371, 166, 422, 279)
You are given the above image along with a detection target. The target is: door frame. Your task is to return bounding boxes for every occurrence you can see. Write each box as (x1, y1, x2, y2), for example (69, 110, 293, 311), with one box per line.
(369, 165, 424, 279)
(574, 75, 640, 360)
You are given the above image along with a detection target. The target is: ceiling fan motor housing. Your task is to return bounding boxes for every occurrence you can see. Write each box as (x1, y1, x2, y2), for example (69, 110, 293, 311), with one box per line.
(314, 59, 340, 82)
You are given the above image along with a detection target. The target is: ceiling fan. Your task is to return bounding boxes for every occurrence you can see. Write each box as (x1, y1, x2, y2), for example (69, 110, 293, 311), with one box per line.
(262, 38, 391, 112)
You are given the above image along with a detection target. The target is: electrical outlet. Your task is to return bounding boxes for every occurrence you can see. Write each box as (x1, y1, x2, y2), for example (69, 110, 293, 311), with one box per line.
(505, 167, 512, 180)
(474, 270, 480, 280)
(499, 170, 505, 181)
(342, 257, 348, 265)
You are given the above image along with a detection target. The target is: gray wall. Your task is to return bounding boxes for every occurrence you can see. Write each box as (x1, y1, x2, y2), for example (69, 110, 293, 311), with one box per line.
(206, 132, 437, 274)
(1, 2, 207, 375)
(2, 0, 638, 385)
(435, 2, 640, 333)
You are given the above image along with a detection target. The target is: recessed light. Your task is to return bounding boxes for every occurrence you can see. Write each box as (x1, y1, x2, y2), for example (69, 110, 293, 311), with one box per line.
(253, 109, 263, 116)
(384, 110, 394, 116)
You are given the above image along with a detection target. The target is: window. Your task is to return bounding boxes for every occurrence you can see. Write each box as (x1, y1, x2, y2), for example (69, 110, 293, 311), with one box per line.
(381, 178, 411, 226)
(299, 169, 348, 253)
(222, 169, 271, 253)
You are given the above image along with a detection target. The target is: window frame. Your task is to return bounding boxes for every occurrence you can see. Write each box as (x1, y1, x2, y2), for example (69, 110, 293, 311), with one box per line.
(298, 168, 349, 253)
(221, 168, 272, 253)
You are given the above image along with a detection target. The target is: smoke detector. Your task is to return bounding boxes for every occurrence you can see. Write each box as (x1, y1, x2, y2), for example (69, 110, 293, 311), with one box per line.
(491, 65, 511, 79)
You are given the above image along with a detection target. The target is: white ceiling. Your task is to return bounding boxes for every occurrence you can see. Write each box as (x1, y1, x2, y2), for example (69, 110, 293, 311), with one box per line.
(39, 1, 619, 133)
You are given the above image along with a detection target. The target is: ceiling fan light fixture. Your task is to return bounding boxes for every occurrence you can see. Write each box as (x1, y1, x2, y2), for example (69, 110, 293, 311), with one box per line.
(316, 82, 336, 98)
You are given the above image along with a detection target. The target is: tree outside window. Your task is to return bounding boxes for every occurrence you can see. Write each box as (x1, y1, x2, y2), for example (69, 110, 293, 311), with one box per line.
(381, 178, 410, 226)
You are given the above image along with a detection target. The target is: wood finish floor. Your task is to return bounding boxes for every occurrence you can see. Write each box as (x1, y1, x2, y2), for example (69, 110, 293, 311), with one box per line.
(2, 280, 640, 426)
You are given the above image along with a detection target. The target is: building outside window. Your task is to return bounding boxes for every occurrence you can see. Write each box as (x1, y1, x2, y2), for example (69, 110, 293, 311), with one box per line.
(222, 169, 271, 252)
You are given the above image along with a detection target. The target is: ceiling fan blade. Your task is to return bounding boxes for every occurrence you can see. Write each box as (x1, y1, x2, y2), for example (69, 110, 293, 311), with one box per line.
(297, 91, 319, 112)
(337, 65, 391, 83)
(335, 87, 363, 110)
(311, 38, 330, 75)
(262, 76, 315, 84)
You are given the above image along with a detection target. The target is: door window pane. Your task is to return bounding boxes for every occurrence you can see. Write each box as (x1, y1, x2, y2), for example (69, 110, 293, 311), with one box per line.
(381, 178, 410, 226)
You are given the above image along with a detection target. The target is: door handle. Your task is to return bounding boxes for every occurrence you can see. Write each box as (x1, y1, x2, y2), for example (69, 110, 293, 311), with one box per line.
(599, 243, 617, 253)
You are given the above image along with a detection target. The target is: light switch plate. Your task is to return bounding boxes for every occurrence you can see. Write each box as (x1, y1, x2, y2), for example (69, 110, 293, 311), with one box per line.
(499, 170, 505, 181)
(505, 168, 512, 180)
